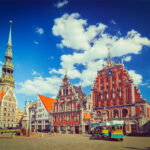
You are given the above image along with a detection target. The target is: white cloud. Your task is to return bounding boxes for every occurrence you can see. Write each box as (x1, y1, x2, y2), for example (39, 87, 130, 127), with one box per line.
(16, 76, 62, 96)
(35, 27, 44, 35)
(0, 61, 3, 65)
(124, 56, 132, 62)
(34, 41, 39, 45)
(55, 0, 68, 8)
(128, 70, 142, 85)
(17, 13, 150, 96)
(51, 13, 150, 87)
(49, 68, 81, 79)
(110, 19, 116, 25)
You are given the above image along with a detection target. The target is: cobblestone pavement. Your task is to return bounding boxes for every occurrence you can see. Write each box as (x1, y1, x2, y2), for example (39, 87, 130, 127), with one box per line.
(0, 134, 150, 150)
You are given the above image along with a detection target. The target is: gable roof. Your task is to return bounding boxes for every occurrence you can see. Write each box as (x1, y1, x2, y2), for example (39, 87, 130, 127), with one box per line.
(0, 92, 6, 100)
(84, 113, 90, 119)
(38, 94, 55, 112)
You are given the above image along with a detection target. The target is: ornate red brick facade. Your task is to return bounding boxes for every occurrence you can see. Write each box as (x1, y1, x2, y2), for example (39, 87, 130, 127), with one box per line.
(91, 55, 150, 133)
(52, 74, 87, 133)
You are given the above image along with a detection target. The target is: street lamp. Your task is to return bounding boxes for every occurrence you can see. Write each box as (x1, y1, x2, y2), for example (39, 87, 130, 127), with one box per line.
(28, 107, 31, 137)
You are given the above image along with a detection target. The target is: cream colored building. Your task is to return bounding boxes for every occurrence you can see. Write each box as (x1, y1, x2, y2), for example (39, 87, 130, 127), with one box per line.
(0, 21, 17, 128)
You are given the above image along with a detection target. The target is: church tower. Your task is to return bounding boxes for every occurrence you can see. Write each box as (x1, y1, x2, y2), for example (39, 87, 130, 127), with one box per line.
(0, 21, 17, 128)
(0, 20, 14, 92)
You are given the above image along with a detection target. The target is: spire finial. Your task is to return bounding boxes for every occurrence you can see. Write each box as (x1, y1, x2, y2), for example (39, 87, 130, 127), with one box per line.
(107, 47, 112, 66)
(8, 20, 12, 46)
(108, 48, 111, 61)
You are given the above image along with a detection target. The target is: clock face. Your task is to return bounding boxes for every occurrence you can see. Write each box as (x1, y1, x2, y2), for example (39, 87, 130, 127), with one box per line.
(106, 70, 112, 78)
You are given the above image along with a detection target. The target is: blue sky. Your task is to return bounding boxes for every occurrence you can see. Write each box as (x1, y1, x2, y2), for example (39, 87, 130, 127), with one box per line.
(0, 0, 150, 111)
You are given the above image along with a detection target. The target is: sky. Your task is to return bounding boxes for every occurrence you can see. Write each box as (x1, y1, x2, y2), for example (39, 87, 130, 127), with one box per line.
(0, 0, 150, 111)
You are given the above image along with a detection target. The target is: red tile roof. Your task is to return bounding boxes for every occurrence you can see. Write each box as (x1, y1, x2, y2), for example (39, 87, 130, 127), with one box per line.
(84, 113, 90, 119)
(0, 93, 6, 99)
(38, 94, 55, 112)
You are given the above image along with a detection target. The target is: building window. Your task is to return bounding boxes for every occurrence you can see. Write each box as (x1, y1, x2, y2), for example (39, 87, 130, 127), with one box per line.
(4, 113, 6, 116)
(118, 87, 121, 98)
(97, 111, 101, 118)
(38, 114, 42, 118)
(74, 113, 78, 121)
(73, 103, 76, 110)
(67, 103, 71, 111)
(54, 116, 57, 122)
(126, 87, 129, 103)
(45, 120, 49, 123)
(60, 103, 64, 112)
(122, 109, 128, 118)
(113, 109, 119, 118)
(4, 108, 6, 111)
(63, 89, 65, 95)
(67, 114, 71, 121)
(60, 115, 63, 122)
(66, 89, 68, 95)
(112, 88, 115, 99)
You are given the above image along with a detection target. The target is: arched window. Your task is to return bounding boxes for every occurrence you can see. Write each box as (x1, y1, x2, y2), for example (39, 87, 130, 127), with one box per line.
(122, 109, 128, 118)
(105, 110, 109, 118)
(97, 111, 101, 118)
(113, 109, 119, 118)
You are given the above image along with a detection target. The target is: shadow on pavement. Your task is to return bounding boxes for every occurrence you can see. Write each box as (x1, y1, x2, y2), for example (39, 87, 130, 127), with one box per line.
(89, 137, 123, 142)
(123, 147, 150, 150)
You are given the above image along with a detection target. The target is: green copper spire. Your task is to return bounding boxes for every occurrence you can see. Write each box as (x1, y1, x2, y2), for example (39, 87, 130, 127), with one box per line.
(7, 20, 12, 46)
(0, 20, 14, 89)
(6, 20, 13, 58)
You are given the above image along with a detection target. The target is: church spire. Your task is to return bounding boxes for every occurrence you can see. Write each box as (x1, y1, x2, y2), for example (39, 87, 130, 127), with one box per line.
(7, 20, 12, 46)
(0, 20, 14, 90)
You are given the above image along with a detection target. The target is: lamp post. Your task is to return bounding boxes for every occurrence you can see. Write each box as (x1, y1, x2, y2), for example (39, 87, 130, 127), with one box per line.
(28, 107, 31, 137)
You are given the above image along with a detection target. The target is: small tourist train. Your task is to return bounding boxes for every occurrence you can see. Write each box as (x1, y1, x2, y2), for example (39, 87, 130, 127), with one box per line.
(90, 120, 125, 141)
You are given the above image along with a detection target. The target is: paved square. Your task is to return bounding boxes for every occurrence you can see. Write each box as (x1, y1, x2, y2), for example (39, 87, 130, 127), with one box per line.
(0, 134, 150, 150)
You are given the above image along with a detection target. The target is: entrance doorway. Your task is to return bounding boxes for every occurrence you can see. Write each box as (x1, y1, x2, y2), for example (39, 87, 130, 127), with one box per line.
(75, 126, 79, 134)
(54, 126, 57, 133)
(131, 124, 137, 133)
(85, 125, 89, 133)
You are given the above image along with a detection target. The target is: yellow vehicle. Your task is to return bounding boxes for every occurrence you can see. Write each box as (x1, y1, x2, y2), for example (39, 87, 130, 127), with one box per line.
(90, 120, 125, 141)
(109, 120, 124, 141)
